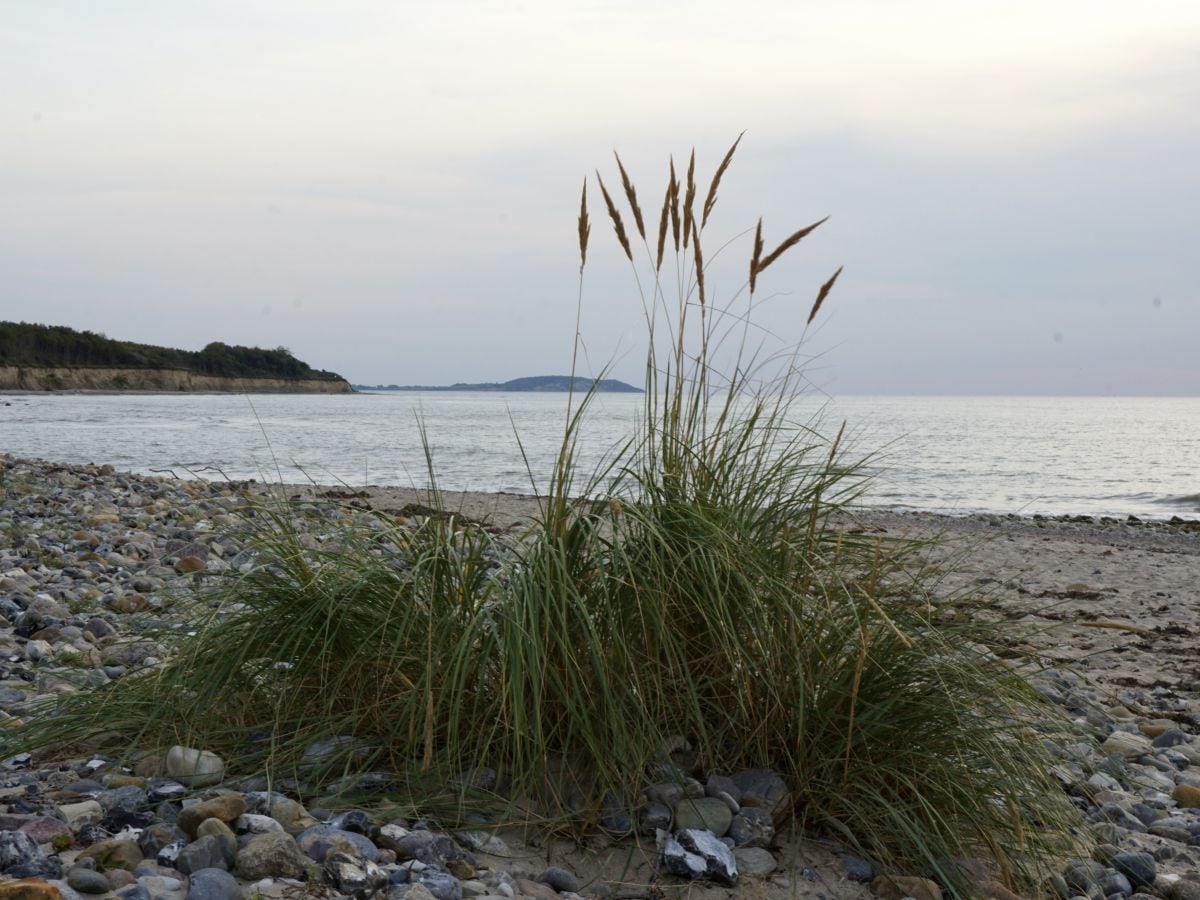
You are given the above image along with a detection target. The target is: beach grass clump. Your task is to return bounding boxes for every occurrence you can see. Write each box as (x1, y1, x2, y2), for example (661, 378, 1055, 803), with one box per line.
(4, 139, 1081, 896)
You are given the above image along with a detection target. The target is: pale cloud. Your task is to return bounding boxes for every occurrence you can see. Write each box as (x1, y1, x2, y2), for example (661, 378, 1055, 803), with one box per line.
(2, 1, 1197, 393)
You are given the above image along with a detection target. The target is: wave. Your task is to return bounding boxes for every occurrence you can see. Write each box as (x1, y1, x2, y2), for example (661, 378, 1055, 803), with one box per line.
(1152, 492, 1200, 508)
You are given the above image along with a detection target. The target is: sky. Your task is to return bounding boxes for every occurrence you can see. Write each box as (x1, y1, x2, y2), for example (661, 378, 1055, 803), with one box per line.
(2, 1, 1198, 395)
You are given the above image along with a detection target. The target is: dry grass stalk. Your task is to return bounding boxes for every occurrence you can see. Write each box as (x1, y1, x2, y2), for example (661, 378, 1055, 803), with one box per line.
(682, 150, 696, 249)
(691, 218, 705, 308)
(749, 218, 764, 294)
(595, 172, 633, 262)
(756, 216, 829, 276)
(807, 266, 842, 325)
(668, 158, 681, 252)
(613, 152, 646, 241)
(655, 179, 671, 272)
(577, 180, 590, 272)
(701, 131, 744, 228)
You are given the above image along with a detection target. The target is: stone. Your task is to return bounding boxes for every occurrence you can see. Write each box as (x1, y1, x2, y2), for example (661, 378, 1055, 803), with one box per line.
(0, 879, 63, 900)
(175, 835, 234, 875)
(1174, 784, 1200, 808)
(296, 824, 379, 863)
(68, 866, 114, 894)
(1063, 859, 1107, 892)
(1104, 731, 1154, 760)
(839, 854, 875, 883)
(1111, 851, 1156, 889)
(107, 870, 137, 890)
(135, 874, 187, 900)
(705, 775, 741, 804)
(100, 785, 148, 813)
(146, 781, 187, 804)
(415, 870, 463, 900)
(1102, 871, 1134, 896)
(388, 830, 456, 867)
(536, 866, 578, 893)
(77, 838, 145, 872)
(234, 814, 284, 835)
(638, 802, 672, 834)
(672, 829, 738, 886)
(871, 875, 942, 900)
(184, 867, 242, 900)
(16, 817, 71, 845)
(1153, 728, 1188, 749)
(195, 820, 237, 861)
(388, 887, 437, 900)
(0, 831, 47, 874)
(732, 847, 777, 877)
(325, 851, 388, 897)
(446, 859, 475, 880)
(235, 832, 310, 880)
(453, 831, 508, 856)
(645, 783, 684, 808)
(1167, 881, 1200, 900)
(177, 797, 246, 836)
(727, 807, 774, 848)
(242, 793, 312, 834)
(729, 769, 789, 817)
(57, 800, 104, 828)
(671, 798, 732, 837)
(165, 747, 225, 788)
(512, 880, 557, 900)
(139, 824, 189, 860)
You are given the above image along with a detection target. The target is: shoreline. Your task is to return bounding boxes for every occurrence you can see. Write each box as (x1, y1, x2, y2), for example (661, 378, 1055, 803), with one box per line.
(2, 452, 1200, 897)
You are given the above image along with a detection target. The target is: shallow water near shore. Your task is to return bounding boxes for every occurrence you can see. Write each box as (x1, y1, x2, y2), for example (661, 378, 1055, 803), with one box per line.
(2, 390, 1197, 519)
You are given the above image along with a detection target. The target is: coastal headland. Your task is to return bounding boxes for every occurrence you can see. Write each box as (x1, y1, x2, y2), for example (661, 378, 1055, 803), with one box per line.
(0, 322, 351, 393)
(1, 454, 1199, 899)
(0, 366, 352, 393)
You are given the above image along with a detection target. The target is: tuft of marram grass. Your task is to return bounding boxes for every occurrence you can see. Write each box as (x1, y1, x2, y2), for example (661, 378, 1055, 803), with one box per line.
(5, 137, 1085, 899)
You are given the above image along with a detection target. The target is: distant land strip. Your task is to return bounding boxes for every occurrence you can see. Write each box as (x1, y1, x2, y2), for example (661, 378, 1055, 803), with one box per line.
(0, 321, 351, 393)
(354, 375, 643, 393)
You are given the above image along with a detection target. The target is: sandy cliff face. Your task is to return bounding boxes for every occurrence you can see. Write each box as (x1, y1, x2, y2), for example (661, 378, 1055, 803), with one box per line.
(0, 366, 353, 393)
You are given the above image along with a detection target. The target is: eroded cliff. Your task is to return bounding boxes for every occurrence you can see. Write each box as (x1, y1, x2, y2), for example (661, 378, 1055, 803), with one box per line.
(0, 366, 353, 393)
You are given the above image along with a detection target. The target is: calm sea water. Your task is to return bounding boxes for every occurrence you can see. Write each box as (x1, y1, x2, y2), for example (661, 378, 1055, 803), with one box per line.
(2, 391, 1198, 519)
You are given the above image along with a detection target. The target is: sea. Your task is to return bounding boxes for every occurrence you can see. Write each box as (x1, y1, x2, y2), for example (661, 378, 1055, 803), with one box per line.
(1, 391, 1198, 520)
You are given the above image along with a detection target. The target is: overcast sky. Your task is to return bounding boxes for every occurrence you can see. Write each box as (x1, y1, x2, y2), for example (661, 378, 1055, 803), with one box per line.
(3, 1, 1198, 395)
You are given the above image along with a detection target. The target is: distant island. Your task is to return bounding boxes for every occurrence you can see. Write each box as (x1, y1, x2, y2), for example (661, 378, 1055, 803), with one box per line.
(0, 321, 351, 393)
(354, 375, 643, 393)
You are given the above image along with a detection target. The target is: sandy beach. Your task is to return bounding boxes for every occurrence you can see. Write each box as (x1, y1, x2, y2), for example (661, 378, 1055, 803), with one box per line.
(4, 457, 1200, 899)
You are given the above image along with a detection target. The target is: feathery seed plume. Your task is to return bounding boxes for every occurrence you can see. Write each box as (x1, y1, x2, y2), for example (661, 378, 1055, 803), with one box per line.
(656, 178, 671, 272)
(756, 216, 829, 275)
(691, 218, 705, 309)
(614, 152, 646, 241)
(595, 172, 633, 262)
(577, 179, 590, 272)
(668, 158, 681, 252)
(701, 131, 744, 228)
(807, 266, 843, 325)
(749, 218, 764, 294)
(682, 150, 696, 249)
